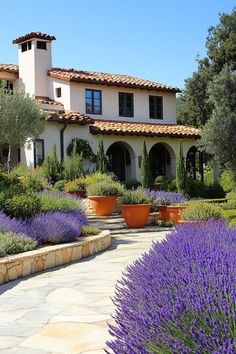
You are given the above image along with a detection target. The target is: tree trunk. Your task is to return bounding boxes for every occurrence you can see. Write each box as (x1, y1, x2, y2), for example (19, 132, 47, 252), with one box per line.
(7, 144, 11, 174)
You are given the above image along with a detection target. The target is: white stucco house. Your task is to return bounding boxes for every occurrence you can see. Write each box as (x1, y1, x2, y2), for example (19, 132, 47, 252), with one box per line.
(0, 32, 200, 182)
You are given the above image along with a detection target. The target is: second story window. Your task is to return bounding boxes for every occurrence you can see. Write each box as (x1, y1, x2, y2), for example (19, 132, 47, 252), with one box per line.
(56, 87, 62, 98)
(37, 41, 47, 50)
(119, 92, 134, 117)
(85, 89, 102, 115)
(21, 41, 32, 52)
(149, 96, 163, 119)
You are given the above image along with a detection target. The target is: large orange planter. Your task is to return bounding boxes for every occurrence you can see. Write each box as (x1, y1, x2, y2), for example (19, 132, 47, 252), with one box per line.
(67, 191, 86, 198)
(157, 205, 169, 222)
(89, 196, 117, 216)
(167, 205, 188, 225)
(121, 204, 151, 228)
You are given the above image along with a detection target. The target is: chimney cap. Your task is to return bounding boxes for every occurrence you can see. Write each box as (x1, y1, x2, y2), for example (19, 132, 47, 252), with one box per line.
(12, 32, 56, 44)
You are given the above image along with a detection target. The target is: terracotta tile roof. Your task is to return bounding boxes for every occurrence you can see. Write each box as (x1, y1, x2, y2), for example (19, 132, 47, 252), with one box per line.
(35, 96, 63, 106)
(0, 63, 19, 74)
(47, 111, 94, 125)
(12, 32, 56, 44)
(48, 68, 181, 93)
(90, 120, 201, 138)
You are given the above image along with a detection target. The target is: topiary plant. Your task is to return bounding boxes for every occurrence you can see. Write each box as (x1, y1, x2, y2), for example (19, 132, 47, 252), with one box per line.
(176, 141, 187, 195)
(107, 219, 236, 353)
(140, 141, 150, 189)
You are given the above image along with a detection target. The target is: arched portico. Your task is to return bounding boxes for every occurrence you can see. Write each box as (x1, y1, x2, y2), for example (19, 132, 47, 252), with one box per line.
(149, 143, 175, 180)
(106, 141, 135, 181)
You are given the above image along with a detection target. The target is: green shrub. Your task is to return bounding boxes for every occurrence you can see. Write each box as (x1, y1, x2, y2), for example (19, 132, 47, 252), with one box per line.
(160, 177, 178, 192)
(154, 175, 166, 183)
(124, 179, 141, 190)
(221, 209, 236, 226)
(122, 188, 151, 205)
(67, 138, 96, 161)
(156, 220, 173, 227)
(0, 232, 37, 257)
(87, 181, 124, 197)
(43, 145, 62, 183)
(21, 174, 45, 192)
(181, 203, 222, 221)
(81, 225, 100, 236)
(205, 182, 225, 199)
(63, 140, 83, 181)
(219, 169, 236, 193)
(53, 180, 67, 192)
(64, 178, 86, 192)
(84, 172, 115, 187)
(40, 193, 81, 212)
(186, 179, 207, 198)
(3, 193, 41, 219)
(140, 141, 150, 188)
(176, 141, 187, 194)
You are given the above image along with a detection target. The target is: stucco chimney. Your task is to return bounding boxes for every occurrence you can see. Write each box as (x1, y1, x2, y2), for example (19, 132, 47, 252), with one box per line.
(12, 32, 56, 97)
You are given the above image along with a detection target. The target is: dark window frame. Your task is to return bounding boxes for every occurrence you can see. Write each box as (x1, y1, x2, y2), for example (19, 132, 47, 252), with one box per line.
(34, 139, 45, 168)
(149, 95, 163, 120)
(85, 89, 102, 115)
(56, 87, 62, 98)
(119, 92, 134, 118)
(37, 41, 47, 50)
(21, 41, 32, 52)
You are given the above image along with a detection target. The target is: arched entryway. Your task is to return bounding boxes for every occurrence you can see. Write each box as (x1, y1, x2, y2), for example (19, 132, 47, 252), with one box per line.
(107, 142, 134, 182)
(149, 143, 174, 181)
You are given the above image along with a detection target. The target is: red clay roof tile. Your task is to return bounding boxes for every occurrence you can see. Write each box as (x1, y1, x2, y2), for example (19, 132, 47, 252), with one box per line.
(12, 32, 56, 44)
(90, 120, 201, 138)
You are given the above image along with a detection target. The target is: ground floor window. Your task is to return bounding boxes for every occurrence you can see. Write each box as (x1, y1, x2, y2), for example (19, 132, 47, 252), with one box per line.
(34, 139, 45, 167)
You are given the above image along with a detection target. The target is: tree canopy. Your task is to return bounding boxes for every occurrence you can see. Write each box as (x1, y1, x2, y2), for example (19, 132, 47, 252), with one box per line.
(0, 85, 45, 171)
(177, 7, 236, 128)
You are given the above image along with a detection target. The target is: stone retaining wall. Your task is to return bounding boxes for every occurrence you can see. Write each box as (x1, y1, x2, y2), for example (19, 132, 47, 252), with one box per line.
(0, 231, 111, 285)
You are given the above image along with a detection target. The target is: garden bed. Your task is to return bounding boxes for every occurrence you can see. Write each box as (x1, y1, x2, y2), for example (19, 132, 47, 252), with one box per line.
(0, 230, 111, 285)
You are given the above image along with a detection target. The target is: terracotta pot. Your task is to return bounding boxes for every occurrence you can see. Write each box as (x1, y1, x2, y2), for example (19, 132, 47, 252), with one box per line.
(68, 191, 86, 198)
(166, 205, 188, 225)
(152, 182, 161, 191)
(89, 196, 117, 216)
(121, 204, 151, 228)
(157, 205, 169, 222)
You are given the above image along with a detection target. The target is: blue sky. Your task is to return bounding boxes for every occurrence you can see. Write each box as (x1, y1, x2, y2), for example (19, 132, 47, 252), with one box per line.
(0, 0, 235, 89)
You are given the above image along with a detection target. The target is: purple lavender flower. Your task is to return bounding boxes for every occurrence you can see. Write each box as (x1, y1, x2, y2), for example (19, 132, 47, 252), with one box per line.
(0, 211, 27, 234)
(148, 190, 188, 206)
(107, 219, 236, 353)
(26, 210, 88, 244)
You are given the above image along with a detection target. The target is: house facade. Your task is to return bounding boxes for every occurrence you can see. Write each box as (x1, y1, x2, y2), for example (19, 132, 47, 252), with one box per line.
(0, 32, 200, 182)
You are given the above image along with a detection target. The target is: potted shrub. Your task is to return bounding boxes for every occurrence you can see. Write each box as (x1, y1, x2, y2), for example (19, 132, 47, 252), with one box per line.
(64, 178, 86, 198)
(152, 175, 165, 191)
(121, 188, 151, 228)
(87, 181, 124, 216)
(149, 191, 188, 224)
(180, 203, 222, 224)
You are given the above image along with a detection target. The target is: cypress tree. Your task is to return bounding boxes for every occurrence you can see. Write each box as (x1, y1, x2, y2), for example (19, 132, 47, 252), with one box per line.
(140, 141, 150, 189)
(96, 138, 107, 173)
(176, 141, 186, 194)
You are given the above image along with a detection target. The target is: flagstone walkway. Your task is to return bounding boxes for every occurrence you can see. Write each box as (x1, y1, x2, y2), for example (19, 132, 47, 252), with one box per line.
(0, 228, 168, 354)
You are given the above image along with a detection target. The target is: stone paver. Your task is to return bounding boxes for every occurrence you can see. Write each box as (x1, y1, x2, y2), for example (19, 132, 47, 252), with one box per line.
(0, 229, 167, 353)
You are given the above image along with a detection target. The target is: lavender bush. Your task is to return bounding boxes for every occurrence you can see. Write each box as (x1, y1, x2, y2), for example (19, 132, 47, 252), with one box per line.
(148, 190, 187, 211)
(0, 211, 27, 234)
(26, 210, 88, 244)
(107, 219, 236, 353)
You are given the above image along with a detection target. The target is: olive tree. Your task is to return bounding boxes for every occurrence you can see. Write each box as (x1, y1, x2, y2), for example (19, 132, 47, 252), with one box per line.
(0, 86, 45, 172)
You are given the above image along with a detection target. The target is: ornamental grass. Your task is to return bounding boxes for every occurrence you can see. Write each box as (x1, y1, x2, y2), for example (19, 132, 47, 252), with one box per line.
(107, 219, 236, 353)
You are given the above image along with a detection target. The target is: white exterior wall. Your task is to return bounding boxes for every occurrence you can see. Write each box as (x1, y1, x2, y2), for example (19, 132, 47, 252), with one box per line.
(69, 82, 176, 124)
(48, 77, 71, 110)
(34, 122, 197, 181)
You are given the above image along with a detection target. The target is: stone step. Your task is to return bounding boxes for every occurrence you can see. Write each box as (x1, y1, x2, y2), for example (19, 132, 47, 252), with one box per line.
(110, 226, 171, 235)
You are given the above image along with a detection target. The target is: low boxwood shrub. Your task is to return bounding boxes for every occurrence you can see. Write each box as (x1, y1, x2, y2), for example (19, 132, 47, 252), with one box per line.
(26, 210, 88, 244)
(40, 192, 81, 213)
(3, 193, 41, 219)
(81, 225, 100, 236)
(124, 179, 141, 190)
(122, 188, 151, 205)
(181, 203, 222, 221)
(0, 232, 36, 257)
(87, 181, 124, 197)
(107, 220, 236, 353)
(53, 179, 67, 192)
